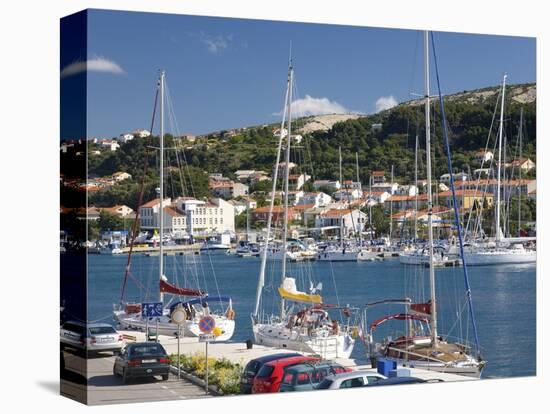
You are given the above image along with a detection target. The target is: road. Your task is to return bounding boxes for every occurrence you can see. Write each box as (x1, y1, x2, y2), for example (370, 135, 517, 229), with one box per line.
(61, 349, 210, 405)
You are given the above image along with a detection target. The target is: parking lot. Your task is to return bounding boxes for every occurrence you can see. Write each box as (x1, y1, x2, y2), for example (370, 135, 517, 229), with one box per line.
(61, 349, 210, 405)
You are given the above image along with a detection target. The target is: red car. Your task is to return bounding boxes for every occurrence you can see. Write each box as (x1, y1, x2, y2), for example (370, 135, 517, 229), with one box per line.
(252, 355, 320, 393)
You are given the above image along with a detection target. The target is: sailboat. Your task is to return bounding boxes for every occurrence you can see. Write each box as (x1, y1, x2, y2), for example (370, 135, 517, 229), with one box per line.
(113, 71, 235, 341)
(459, 75, 536, 266)
(363, 32, 485, 377)
(252, 57, 356, 359)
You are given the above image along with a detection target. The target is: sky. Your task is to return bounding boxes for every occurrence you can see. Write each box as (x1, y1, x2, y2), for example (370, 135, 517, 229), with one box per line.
(62, 9, 536, 139)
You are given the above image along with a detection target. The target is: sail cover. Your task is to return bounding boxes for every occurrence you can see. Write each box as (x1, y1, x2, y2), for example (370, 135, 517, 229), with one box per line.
(410, 301, 432, 315)
(160, 279, 205, 297)
(278, 277, 322, 304)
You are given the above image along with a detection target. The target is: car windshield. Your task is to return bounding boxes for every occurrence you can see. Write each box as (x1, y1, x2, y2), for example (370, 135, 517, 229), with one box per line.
(317, 379, 333, 389)
(129, 344, 166, 356)
(256, 364, 274, 378)
(89, 326, 116, 335)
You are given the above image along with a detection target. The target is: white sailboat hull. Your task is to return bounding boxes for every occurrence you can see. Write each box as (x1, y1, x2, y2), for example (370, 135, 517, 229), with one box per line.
(317, 250, 359, 262)
(378, 356, 482, 378)
(252, 322, 355, 359)
(463, 249, 536, 266)
(114, 311, 235, 341)
(357, 250, 379, 261)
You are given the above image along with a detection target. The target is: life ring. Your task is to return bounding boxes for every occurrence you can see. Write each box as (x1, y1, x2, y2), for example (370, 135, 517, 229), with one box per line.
(226, 309, 236, 320)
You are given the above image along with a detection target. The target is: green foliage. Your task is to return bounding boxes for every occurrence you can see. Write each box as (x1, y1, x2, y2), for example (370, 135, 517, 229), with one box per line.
(170, 353, 243, 395)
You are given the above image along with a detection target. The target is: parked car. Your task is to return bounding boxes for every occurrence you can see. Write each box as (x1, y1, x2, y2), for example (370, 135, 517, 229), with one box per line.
(240, 352, 301, 394)
(369, 376, 433, 386)
(113, 342, 171, 384)
(278, 361, 351, 392)
(251, 355, 319, 393)
(60, 321, 124, 355)
(317, 370, 387, 390)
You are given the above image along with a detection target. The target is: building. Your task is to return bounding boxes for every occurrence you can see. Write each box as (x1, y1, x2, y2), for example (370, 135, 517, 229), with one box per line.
(227, 198, 257, 215)
(455, 179, 536, 197)
(101, 205, 134, 217)
(139, 197, 235, 235)
(341, 180, 362, 190)
(210, 180, 249, 199)
(371, 171, 386, 184)
(363, 190, 390, 206)
(440, 172, 469, 183)
(507, 158, 535, 172)
(298, 192, 333, 207)
(117, 133, 134, 143)
(99, 139, 120, 151)
(333, 188, 362, 202)
(315, 208, 368, 236)
(372, 182, 398, 195)
(252, 206, 301, 223)
(437, 189, 493, 210)
(395, 184, 418, 197)
(385, 194, 429, 211)
(112, 172, 132, 182)
(473, 150, 494, 163)
(312, 179, 341, 191)
(288, 173, 311, 191)
(180, 133, 196, 143)
(133, 129, 151, 138)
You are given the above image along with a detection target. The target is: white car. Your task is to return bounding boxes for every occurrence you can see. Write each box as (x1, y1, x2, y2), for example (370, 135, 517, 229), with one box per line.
(60, 321, 124, 355)
(317, 370, 386, 390)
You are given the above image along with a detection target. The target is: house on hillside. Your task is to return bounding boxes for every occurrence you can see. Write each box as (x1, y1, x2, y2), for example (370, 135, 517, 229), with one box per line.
(100, 205, 134, 218)
(288, 173, 311, 190)
(299, 192, 333, 207)
(508, 158, 535, 172)
(112, 171, 132, 182)
(371, 170, 385, 184)
(313, 179, 341, 191)
(315, 208, 368, 236)
(473, 149, 494, 163)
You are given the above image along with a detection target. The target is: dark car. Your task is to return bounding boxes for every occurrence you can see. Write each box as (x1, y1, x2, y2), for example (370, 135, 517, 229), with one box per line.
(278, 361, 350, 392)
(113, 342, 171, 384)
(240, 353, 301, 394)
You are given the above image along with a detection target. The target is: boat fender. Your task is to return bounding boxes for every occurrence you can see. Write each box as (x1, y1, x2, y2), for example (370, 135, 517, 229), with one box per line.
(226, 309, 236, 320)
(351, 326, 359, 339)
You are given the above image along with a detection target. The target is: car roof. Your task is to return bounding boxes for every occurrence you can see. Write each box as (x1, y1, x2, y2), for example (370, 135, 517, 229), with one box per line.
(327, 370, 384, 381)
(63, 321, 115, 328)
(285, 361, 337, 373)
(265, 355, 318, 367)
(372, 376, 425, 385)
(250, 353, 302, 364)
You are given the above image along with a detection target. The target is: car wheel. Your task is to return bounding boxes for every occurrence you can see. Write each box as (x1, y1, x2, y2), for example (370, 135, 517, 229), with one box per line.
(161, 374, 169, 381)
(122, 368, 129, 384)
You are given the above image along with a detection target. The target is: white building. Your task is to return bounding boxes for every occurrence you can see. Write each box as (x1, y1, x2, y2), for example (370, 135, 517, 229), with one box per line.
(395, 184, 418, 197)
(315, 208, 368, 235)
(133, 129, 151, 138)
(299, 192, 333, 207)
(440, 172, 469, 183)
(473, 150, 494, 163)
(363, 190, 391, 206)
(118, 133, 134, 143)
(288, 173, 310, 190)
(139, 197, 235, 236)
(100, 140, 120, 152)
(333, 188, 362, 202)
(313, 180, 341, 191)
(112, 172, 132, 182)
(372, 182, 399, 195)
(210, 181, 249, 199)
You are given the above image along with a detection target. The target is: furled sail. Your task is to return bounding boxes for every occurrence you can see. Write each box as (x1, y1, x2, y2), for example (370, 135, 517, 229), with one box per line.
(278, 277, 322, 304)
(410, 301, 432, 316)
(160, 278, 205, 297)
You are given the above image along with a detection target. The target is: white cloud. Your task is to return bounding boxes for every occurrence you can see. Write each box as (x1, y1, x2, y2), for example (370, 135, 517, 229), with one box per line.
(375, 95, 398, 112)
(61, 56, 125, 79)
(199, 32, 233, 53)
(278, 95, 349, 117)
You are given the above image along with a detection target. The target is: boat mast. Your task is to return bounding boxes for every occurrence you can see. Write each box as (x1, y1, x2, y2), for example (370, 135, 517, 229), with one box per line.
(253, 58, 291, 319)
(356, 152, 362, 244)
(339, 146, 344, 249)
(414, 130, 419, 241)
(369, 174, 373, 241)
(424, 31, 437, 345)
(495, 74, 506, 244)
(389, 164, 394, 242)
(281, 59, 294, 318)
(518, 107, 523, 235)
(159, 70, 165, 303)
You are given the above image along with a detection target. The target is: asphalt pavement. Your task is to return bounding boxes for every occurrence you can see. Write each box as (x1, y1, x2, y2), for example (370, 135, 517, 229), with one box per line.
(61, 348, 210, 405)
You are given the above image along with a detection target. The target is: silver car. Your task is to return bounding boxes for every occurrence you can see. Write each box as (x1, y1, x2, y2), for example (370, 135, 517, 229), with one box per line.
(317, 370, 386, 390)
(60, 321, 124, 355)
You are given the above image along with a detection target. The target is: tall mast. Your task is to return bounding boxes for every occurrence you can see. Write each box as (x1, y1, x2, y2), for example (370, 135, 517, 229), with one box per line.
(369, 175, 373, 241)
(518, 107, 523, 235)
(159, 70, 165, 303)
(414, 130, 419, 240)
(280, 59, 294, 318)
(253, 59, 291, 319)
(424, 31, 437, 345)
(339, 146, 344, 249)
(495, 74, 507, 244)
(389, 164, 394, 241)
(356, 152, 362, 244)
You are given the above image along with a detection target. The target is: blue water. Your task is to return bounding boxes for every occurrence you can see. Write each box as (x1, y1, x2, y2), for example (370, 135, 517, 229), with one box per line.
(88, 254, 536, 379)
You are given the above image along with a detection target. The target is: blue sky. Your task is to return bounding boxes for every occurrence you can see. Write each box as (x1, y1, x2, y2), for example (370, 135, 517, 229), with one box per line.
(71, 9, 536, 139)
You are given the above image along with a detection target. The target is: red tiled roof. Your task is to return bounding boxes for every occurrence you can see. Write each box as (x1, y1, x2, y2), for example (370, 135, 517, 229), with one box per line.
(372, 171, 385, 176)
(320, 209, 354, 217)
(438, 190, 493, 197)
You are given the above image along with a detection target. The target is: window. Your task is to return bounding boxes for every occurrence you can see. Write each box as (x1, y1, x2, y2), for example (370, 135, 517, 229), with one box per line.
(89, 326, 116, 335)
(296, 372, 311, 385)
(256, 364, 274, 379)
(366, 376, 382, 384)
(339, 378, 364, 389)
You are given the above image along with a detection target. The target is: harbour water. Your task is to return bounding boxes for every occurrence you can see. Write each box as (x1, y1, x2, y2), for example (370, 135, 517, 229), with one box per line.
(88, 254, 536, 379)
